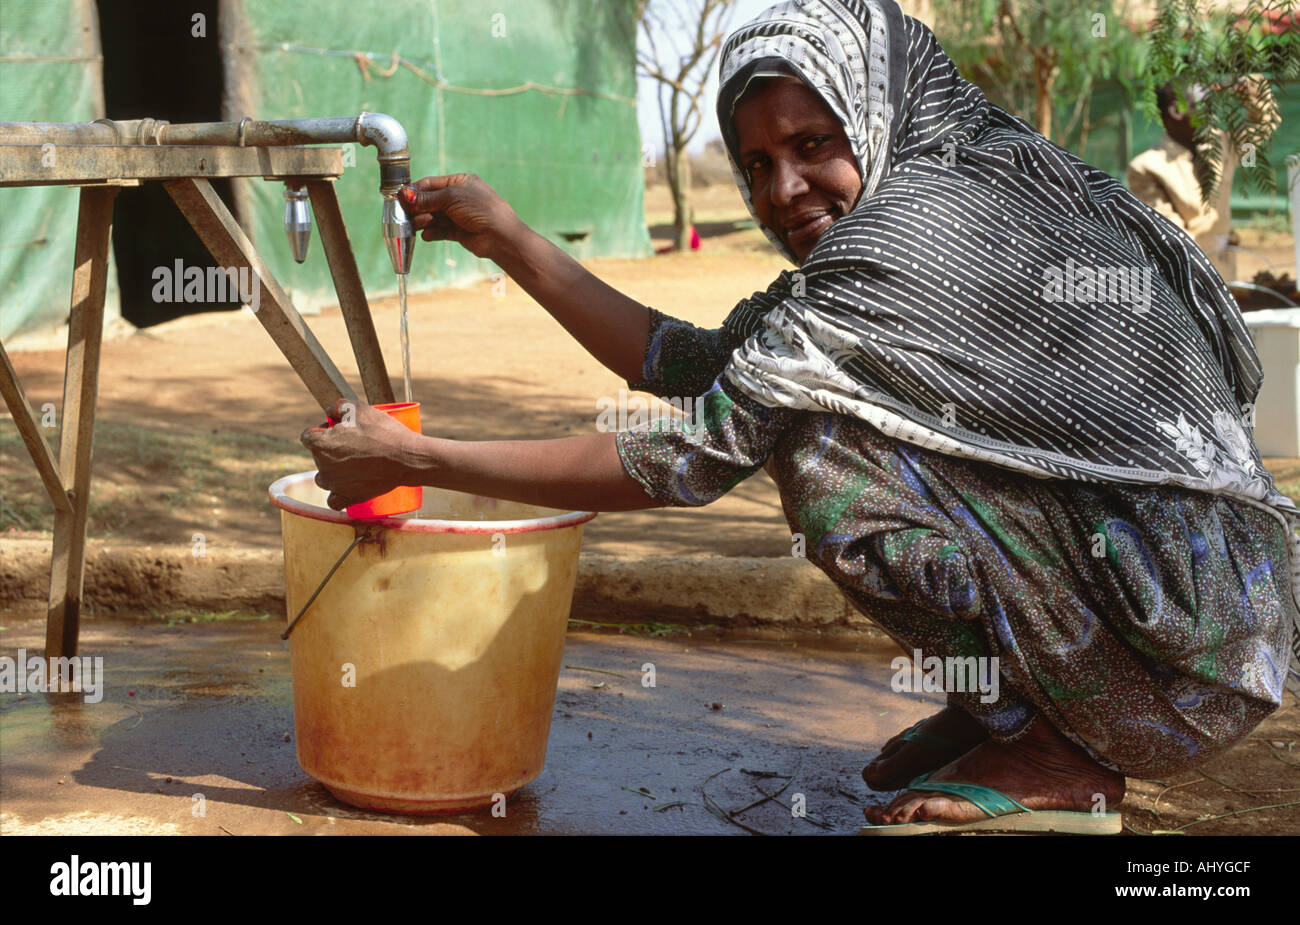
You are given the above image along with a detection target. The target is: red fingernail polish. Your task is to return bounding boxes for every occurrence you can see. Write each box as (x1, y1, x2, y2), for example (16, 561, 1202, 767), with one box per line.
(401, 187, 415, 204)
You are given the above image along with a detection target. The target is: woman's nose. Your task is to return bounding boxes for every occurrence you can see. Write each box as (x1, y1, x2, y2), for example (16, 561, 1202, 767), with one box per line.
(769, 156, 811, 207)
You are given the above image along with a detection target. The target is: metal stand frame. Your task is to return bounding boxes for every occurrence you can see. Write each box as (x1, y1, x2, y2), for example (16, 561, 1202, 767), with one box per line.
(0, 144, 395, 658)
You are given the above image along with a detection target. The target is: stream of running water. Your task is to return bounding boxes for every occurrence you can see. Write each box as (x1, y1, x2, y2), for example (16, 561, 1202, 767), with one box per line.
(398, 273, 412, 403)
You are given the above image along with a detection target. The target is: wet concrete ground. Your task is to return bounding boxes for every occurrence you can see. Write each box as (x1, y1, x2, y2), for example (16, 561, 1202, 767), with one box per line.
(0, 616, 929, 835)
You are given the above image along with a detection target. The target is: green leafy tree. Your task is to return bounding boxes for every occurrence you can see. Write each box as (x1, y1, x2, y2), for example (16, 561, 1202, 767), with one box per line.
(930, 0, 1148, 144)
(1144, 0, 1298, 202)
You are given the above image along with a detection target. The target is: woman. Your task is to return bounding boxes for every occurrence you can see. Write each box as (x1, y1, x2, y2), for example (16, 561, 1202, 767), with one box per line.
(302, 0, 1299, 833)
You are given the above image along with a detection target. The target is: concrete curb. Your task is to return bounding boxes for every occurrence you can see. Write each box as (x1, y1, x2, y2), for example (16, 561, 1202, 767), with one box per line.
(0, 537, 881, 634)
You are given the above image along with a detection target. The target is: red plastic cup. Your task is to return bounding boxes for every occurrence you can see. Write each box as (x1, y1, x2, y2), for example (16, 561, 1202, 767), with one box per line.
(331, 401, 422, 519)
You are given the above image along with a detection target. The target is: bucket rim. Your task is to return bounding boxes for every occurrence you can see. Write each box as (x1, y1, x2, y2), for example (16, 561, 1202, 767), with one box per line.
(268, 471, 596, 534)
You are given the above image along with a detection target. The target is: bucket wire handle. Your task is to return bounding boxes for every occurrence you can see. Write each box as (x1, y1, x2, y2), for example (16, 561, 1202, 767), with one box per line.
(282, 526, 378, 640)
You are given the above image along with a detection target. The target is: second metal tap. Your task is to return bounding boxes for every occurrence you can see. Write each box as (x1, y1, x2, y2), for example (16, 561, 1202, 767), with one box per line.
(382, 192, 414, 276)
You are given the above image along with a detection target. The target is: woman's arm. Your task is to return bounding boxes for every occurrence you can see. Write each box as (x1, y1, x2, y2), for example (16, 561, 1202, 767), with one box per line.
(425, 432, 662, 512)
(400, 175, 794, 397)
(300, 400, 664, 513)
(401, 175, 650, 383)
(491, 223, 652, 385)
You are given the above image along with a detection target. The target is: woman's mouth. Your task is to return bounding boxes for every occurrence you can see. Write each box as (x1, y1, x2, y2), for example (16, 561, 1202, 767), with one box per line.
(784, 211, 834, 251)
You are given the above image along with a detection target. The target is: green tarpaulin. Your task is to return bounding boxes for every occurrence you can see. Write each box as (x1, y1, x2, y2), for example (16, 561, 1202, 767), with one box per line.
(1, 0, 649, 340)
(226, 0, 650, 315)
(0, 0, 118, 342)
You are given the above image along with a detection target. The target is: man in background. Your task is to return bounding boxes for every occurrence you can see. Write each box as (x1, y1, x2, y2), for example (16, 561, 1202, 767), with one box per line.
(1126, 77, 1280, 281)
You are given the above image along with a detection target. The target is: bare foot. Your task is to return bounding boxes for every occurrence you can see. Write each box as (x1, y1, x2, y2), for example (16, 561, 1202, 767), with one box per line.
(862, 716, 1125, 825)
(861, 706, 988, 791)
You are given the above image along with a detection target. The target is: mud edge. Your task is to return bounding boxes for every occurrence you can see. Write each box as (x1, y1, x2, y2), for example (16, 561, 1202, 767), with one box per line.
(0, 537, 883, 633)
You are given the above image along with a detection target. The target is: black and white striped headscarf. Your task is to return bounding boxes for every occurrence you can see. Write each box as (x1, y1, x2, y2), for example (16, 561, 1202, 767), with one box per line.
(714, 0, 1300, 685)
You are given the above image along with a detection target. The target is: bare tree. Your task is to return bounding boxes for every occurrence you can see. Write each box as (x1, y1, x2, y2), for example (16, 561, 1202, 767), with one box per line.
(638, 0, 737, 252)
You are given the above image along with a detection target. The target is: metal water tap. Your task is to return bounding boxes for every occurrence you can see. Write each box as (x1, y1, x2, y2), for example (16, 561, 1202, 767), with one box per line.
(381, 193, 414, 276)
(283, 184, 312, 263)
(359, 112, 414, 276)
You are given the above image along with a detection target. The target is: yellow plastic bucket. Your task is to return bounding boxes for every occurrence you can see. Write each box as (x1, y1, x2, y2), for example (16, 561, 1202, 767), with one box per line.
(269, 471, 594, 813)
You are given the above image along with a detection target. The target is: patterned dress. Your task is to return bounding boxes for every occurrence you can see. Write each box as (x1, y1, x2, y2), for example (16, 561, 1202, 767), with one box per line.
(615, 305, 1294, 778)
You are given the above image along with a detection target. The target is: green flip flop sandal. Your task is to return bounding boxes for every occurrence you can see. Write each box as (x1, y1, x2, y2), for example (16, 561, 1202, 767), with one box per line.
(859, 771, 1122, 836)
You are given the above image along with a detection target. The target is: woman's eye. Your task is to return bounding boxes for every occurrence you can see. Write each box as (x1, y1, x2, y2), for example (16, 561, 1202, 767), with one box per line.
(802, 135, 829, 151)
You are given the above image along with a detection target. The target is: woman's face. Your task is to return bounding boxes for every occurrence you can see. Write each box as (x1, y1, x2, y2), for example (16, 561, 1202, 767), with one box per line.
(732, 77, 863, 262)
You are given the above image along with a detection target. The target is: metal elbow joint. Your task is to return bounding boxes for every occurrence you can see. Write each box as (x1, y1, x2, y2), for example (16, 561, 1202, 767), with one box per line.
(356, 112, 410, 196)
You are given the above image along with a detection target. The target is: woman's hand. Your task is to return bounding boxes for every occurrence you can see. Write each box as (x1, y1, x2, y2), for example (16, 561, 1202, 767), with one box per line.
(399, 174, 525, 262)
(300, 399, 425, 511)
(302, 404, 662, 513)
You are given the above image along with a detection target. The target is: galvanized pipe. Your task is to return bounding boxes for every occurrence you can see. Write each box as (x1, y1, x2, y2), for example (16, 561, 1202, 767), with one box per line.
(0, 119, 166, 146)
(159, 114, 410, 193)
(0, 113, 411, 194)
(0, 113, 415, 274)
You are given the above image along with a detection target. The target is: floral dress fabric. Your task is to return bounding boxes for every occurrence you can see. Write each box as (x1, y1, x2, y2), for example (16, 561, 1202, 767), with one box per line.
(616, 306, 1294, 778)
